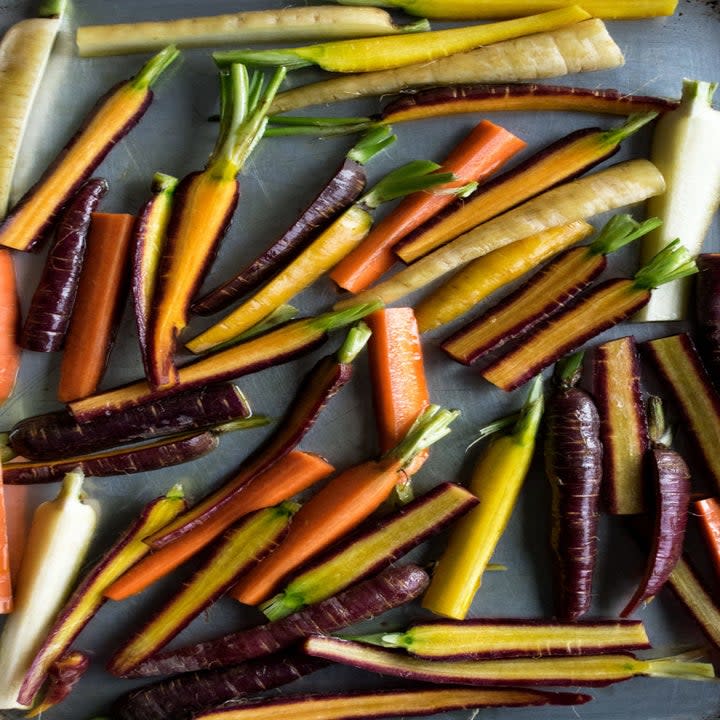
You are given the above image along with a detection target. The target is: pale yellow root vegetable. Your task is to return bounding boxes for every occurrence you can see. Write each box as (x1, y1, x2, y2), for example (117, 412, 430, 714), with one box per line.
(270, 19, 624, 114)
(415, 221, 593, 333)
(335, 160, 665, 310)
(76, 6, 428, 57)
(0, 3, 65, 218)
(0, 470, 96, 709)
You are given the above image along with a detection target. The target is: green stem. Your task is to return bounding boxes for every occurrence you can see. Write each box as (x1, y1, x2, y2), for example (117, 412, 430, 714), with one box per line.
(387, 404, 460, 467)
(214, 49, 312, 70)
(336, 322, 372, 364)
(600, 112, 659, 146)
(130, 45, 180, 91)
(681, 79, 718, 106)
(310, 301, 384, 333)
(265, 116, 380, 139)
(150, 172, 178, 194)
(646, 395, 672, 446)
(360, 160, 454, 210)
(346, 125, 396, 165)
(212, 416, 272, 434)
(633, 239, 698, 290)
(37, 0, 66, 18)
(269, 115, 374, 128)
(644, 655, 715, 680)
(351, 632, 407, 648)
(554, 351, 584, 388)
(512, 376, 544, 446)
(233, 305, 299, 343)
(468, 413, 520, 450)
(0, 432, 16, 463)
(209, 65, 250, 174)
(164, 483, 185, 501)
(588, 214, 662, 256)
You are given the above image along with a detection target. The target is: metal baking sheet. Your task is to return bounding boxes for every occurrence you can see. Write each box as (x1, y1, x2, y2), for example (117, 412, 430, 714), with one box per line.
(1, 1, 719, 718)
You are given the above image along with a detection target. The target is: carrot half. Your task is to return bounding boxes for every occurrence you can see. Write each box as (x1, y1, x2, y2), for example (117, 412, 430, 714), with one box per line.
(0, 461, 11, 613)
(0, 250, 20, 406)
(57, 213, 134, 402)
(329, 121, 526, 292)
(103, 450, 334, 601)
(695, 497, 720, 580)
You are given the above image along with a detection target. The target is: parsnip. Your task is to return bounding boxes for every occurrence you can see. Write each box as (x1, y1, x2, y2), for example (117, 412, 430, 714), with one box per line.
(336, 160, 665, 309)
(0, 0, 65, 218)
(76, 6, 428, 58)
(270, 19, 624, 114)
(637, 80, 720, 322)
(0, 469, 96, 709)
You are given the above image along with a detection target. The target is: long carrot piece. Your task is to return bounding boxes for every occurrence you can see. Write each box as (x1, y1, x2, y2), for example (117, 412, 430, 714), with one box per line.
(103, 450, 334, 601)
(695, 497, 720, 581)
(229, 405, 458, 606)
(0, 462, 11, 613)
(329, 121, 526, 292)
(0, 249, 20, 406)
(57, 213, 134, 402)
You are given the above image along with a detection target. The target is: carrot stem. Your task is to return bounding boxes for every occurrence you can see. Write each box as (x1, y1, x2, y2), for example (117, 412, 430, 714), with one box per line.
(130, 44, 180, 90)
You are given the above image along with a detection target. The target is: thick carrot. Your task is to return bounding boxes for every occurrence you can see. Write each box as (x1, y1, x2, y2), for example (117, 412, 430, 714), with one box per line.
(695, 497, 720, 580)
(0, 462, 11, 613)
(103, 450, 334, 601)
(229, 405, 458, 605)
(0, 250, 20, 406)
(57, 213, 134, 402)
(329, 121, 526, 292)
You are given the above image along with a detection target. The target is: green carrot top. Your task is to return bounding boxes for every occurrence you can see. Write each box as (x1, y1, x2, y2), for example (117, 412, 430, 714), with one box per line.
(633, 239, 698, 289)
(588, 214, 662, 256)
(130, 45, 180, 91)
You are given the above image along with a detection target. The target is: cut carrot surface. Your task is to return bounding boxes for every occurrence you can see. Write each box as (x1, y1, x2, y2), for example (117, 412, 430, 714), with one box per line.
(329, 121, 526, 292)
(58, 213, 134, 402)
(0, 249, 20, 406)
(0, 462, 12, 613)
(104, 450, 334, 600)
(695, 497, 720, 580)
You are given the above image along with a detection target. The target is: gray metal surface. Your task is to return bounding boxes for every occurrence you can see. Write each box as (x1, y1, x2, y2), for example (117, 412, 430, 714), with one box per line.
(0, 1, 719, 718)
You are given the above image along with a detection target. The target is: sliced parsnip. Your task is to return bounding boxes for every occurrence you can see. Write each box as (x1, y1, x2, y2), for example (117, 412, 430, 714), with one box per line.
(0, 2, 65, 218)
(270, 19, 624, 114)
(336, 160, 665, 309)
(76, 6, 428, 57)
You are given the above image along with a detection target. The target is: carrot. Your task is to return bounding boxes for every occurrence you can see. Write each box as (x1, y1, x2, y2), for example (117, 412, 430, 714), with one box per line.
(229, 405, 459, 606)
(0, 461, 11, 613)
(57, 213, 134, 402)
(694, 497, 720, 581)
(103, 450, 335, 601)
(329, 121, 526, 292)
(0, 250, 20, 406)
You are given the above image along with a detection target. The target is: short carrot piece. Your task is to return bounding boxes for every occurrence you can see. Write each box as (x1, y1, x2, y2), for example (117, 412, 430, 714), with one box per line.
(695, 497, 720, 581)
(0, 462, 11, 613)
(57, 213, 134, 402)
(229, 405, 459, 606)
(0, 250, 20, 406)
(329, 121, 526, 292)
(103, 450, 335, 601)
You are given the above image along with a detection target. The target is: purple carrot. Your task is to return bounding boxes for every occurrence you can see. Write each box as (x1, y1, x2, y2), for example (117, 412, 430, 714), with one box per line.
(24, 651, 90, 718)
(695, 253, 720, 387)
(9, 382, 251, 460)
(111, 654, 327, 720)
(621, 397, 691, 617)
(191, 127, 394, 316)
(544, 352, 602, 621)
(20, 178, 107, 351)
(123, 563, 429, 678)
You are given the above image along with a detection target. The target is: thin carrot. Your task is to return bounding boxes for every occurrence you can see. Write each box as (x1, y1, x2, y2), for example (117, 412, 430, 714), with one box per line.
(229, 405, 458, 606)
(329, 121, 526, 292)
(57, 213, 134, 402)
(0, 461, 11, 613)
(695, 497, 720, 580)
(103, 450, 334, 601)
(0, 249, 20, 406)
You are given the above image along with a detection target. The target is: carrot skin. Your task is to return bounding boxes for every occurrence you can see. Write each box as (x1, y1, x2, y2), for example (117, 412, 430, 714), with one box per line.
(23, 651, 89, 717)
(0, 250, 20, 406)
(20, 178, 108, 352)
(0, 463, 12, 613)
(125, 564, 429, 677)
(695, 497, 720, 579)
(545, 370, 602, 621)
(193, 157, 366, 315)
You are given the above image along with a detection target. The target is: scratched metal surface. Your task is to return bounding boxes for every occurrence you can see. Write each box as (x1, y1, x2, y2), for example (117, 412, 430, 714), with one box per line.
(0, 1, 719, 718)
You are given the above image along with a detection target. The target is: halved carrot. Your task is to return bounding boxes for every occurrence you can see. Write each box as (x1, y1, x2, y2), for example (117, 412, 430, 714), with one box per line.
(0, 249, 20, 406)
(695, 498, 720, 580)
(57, 213, 134, 402)
(0, 461, 12, 613)
(329, 121, 526, 292)
(103, 450, 334, 601)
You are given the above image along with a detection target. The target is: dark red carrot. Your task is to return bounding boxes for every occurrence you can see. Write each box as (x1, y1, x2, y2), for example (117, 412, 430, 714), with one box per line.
(0, 46, 179, 253)
(124, 564, 429, 678)
(20, 178, 108, 352)
(111, 655, 327, 720)
(544, 352, 602, 621)
(192, 126, 393, 316)
(621, 397, 690, 617)
(695, 497, 720, 580)
(25, 651, 89, 718)
(9, 383, 251, 460)
(695, 254, 720, 387)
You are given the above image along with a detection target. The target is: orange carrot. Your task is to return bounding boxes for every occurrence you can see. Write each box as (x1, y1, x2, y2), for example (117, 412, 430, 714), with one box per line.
(695, 497, 720, 580)
(0, 462, 11, 613)
(229, 405, 458, 606)
(329, 120, 525, 293)
(0, 249, 20, 406)
(103, 450, 334, 601)
(366, 308, 430, 477)
(57, 213, 134, 402)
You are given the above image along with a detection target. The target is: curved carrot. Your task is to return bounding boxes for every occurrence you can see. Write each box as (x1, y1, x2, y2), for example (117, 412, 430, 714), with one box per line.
(0, 250, 19, 406)
(329, 121, 525, 292)
(103, 451, 334, 601)
(58, 213, 134, 402)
